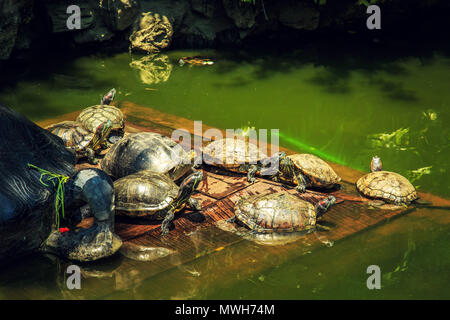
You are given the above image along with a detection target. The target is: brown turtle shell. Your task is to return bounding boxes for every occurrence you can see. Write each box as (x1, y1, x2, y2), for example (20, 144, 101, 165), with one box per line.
(356, 171, 418, 204)
(101, 132, 193, 180)
(235, 193, 317, 234)
(202, 138, 267, 171)
(114, 170, 180, 219)
(289, 153, 341, 187)
(76, 105, 124, 134)
(46, 121, 94, 151)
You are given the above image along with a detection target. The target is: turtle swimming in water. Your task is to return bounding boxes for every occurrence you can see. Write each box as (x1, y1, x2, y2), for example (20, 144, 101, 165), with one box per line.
(356, 156, 418, 205)
(101, 132, 196, 181)
(221, 193, 336, 245)
(76, 88, 125, 145)
(178, 56, 214, 66)
(114, 170, 203, 235)
(273, 152, 341, 193)
(0, 104, 121, 266)
(46, 120, 112, 165)
(202, 138, 276, 183)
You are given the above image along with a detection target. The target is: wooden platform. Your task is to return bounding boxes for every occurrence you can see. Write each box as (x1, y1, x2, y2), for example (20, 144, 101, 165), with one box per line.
(36, 101, 450, 299)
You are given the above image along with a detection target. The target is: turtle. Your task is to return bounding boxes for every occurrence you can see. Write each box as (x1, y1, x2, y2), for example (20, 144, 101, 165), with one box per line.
(201, 138, 277, 183)
(46, 120, 112, 165)
(356, 156, 418, 205)
(222, 193, 336, 245)
(273, 152, 342, 193)
(113, 170, 203, 235)
(178, 56, 214, 66)
(101, 132, 196, 181)
(76, 88, 125, 144)
(0, 104, 122, 266)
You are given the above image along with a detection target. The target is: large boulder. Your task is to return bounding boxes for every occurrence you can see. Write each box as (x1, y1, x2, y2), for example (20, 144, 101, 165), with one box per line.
(100, 0, 140, 31)
(277, 0, 320, 31)
(0, 0, 34, 60)
(222, 0, 259, 29)
(129, 12, 173, 53)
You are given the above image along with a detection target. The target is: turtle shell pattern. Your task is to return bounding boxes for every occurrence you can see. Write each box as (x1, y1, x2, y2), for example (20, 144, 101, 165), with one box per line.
(114, 170, 180, 219)
(202, 138, 267, 171)
(46, 121, 94, 150)
(289, 154, 341, 187)
(235, 193, 317, 234)
(356, 171, 418, 204)
(101, 132, 192, 180)
(76, 105, 124, 133)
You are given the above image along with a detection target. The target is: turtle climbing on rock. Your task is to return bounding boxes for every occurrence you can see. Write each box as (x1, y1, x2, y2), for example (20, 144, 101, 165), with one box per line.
(114, 170, 203, 235)
(272, 152, 342, 193)
(356, 156, 418, 205)
(0, 104, 121, 266)
(46, 120, 112, 165)
(76, 88, 125, 145)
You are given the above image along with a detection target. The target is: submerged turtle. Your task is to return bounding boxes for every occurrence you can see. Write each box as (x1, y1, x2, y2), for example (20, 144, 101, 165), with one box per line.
(178, 56, 214, 66)
(202, 138, 275, 183)
(0, 104, 121, 266)
(101, 132, 196, 181)
(274, 152, 342, 192)
(46, 120, 112, 164)
(76, 88, 125, 144)
(114, 170, 203, 235)
(222, 193, 336, 245)
(356, 156, 418, 205)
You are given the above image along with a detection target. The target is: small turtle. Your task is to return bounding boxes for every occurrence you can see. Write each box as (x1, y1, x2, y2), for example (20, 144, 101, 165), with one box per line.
(356, 156, 418, 205)
(178, 56, 214, 66)
(101, 132, 196, 181)
(222, 193, 336, 245)
(46, 120, 112, 165)
(202, 138, 275, 183)
(274, 152, 342, 192)
(114, 170, 203, 235)
(76, 88, 125, 144)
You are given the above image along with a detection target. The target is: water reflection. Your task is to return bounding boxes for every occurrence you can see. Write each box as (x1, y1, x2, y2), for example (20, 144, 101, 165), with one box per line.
(130, 54, 172, 85)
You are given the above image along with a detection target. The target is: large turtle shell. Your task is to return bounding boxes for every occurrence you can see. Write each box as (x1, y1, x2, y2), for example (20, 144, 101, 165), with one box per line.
(76, 105, 124, 134)
(101, 132, 193, 180)
(235, 193, 317, 234)
(356, 171, 418, 204)
(202, 138, 267, 171)
(290, 154, 341, 187)
(46, 121, 93, 150)
(114, 170, 179, 218)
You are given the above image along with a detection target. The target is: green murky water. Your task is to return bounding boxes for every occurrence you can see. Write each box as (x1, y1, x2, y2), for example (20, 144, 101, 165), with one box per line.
(0, 44, 449, 299)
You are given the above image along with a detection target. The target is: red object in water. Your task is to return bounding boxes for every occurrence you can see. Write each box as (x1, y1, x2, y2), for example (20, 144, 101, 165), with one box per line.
(59, 227, 70, 233)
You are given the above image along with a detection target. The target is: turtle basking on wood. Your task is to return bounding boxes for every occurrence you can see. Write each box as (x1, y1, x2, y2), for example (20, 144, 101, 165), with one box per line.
(356, 156, 418, 206)
(76, 88, 125, 144)
(219, 193, 336, 245)
(46, 120, 112, 165)
(0, 105, 121, 266)
(101, 132, 196, 181)
(114, 170, 203, 235)
(272, 152, 342, 193)
(202, 138, 277, 183)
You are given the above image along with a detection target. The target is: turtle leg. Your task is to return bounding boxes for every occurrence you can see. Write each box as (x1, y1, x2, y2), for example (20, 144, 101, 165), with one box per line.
(161, 209, 175, 236)
(86, 148, 98, 165)
(188, 197, 202, 211)
(247, 164, 258, 183)
(226, 215, 236, 223)
(294, 173, 307, 193)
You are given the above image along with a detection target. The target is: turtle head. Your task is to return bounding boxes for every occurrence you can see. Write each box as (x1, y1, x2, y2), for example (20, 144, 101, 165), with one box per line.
(315, 196, 336, 218)
(92, 120, 113, 148)
(370, 156, 382, 172)
(101, 88, 116, 106)
(174, 170, 203, 207)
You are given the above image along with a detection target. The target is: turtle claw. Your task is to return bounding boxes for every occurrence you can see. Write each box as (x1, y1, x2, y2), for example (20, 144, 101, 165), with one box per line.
(296, 185, 306, 193)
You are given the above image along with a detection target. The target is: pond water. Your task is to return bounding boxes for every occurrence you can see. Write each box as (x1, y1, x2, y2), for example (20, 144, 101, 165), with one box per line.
(0, 40, 449, 299)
